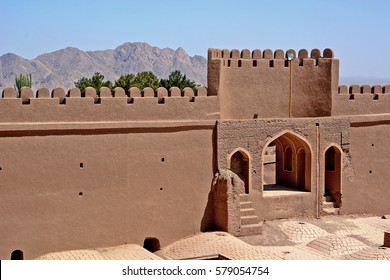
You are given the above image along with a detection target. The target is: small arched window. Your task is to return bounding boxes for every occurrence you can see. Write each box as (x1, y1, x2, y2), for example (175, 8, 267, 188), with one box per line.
(11, 249, 24, 260)
(325, 147, 336, 171)
(143, 237, 160, 252)
(284, 147, 293, 171)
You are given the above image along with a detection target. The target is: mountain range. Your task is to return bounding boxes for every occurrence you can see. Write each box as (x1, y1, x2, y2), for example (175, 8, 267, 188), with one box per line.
(0, 42, 207, 92)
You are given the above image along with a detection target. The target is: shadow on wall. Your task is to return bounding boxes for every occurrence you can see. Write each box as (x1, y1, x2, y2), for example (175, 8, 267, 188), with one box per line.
(201, 126, 218, 232)
(200, 189, 215, 232)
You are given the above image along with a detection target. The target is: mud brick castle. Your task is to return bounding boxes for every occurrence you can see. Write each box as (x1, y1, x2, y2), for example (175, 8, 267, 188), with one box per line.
(1, 47, 389, 259)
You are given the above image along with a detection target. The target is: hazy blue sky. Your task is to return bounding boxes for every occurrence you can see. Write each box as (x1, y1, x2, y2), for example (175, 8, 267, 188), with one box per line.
(1, 0, 389, 83)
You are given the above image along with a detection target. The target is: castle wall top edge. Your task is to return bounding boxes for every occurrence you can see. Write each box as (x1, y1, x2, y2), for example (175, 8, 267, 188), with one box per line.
(208, 48, 335, 60)
(1, 86, 210, 99)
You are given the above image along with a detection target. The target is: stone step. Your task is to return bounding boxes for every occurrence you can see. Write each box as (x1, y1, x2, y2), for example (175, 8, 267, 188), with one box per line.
(240, 201, 253, 209)
(240, 208, 256, 216)
(240, 223, 262, 236)
(322, 207, 340, 216)
(322, 201, 335, 209)
(241, 215, 260, 225)
(239, 194, 251, 202)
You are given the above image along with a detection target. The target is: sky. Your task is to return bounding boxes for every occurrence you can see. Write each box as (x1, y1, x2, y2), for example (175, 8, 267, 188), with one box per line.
(0, 0, 389, 83)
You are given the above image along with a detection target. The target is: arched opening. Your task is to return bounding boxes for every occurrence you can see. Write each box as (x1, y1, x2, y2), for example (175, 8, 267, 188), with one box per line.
(325, 147, 336, 171)
(263, 132, 312, 193)
(143, 237, 161, 253)
(297, 149, 306, 190)
(284, 147, 293, 171)
(324, 146, 342, 207)
(263, 141, 276, 185)
(11, 249, 24, 260)
(229, 150, 250, 194)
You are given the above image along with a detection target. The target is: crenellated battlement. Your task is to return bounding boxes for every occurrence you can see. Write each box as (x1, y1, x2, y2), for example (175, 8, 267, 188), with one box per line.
(332, 84, 390, 116)
(0, 86, 220, 123)
(2, 86, 209, 101)
(338, 85, 390, 95)
(208, 48, 334, 67)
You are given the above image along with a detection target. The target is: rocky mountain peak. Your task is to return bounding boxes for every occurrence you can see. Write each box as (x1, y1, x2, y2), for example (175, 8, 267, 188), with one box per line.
(0, 42, 207, 92)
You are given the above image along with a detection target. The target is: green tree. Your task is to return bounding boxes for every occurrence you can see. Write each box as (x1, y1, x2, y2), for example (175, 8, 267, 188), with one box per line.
(14, 73, 32, 97)
(74, 72, 113, 93)
(159, 70, 196, 90)
(131, 71, 160, 90)
(114, 73, 135, 92)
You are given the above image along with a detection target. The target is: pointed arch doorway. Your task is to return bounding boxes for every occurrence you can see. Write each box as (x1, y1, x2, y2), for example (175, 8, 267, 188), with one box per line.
(229, 149, 250, 194)
(324, 146, 342, 207)
(262, 131, 312, 193)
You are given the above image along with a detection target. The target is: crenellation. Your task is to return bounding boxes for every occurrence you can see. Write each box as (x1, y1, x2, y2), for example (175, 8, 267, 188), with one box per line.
(222, 49, 229, 58)
(252, 49, 261, 59)
(2, 87, 17, 98)
(169, 87, 181, 97)
(310, 49, 321, 59)
(286, 49, 296, 59)
(211, 48, 337, 71)
(274, 49, 284, 59)
(209, 48, 336, 70)
(371, 85, 382, 94)
(337, 84, 390, 96)
(338, 85, 348, 94)
(129, 87, 141, 98)
(142, 87, 155, 97)
(241, 49, 250, 59)
(323, 48, 334, 58)
(298, 49, 309, 59)
(349, 85, 360, 94)
(113, 87, 126, 97)
(183, 87, 194, 98)
(208, 48, 222, 59)
(68, 88, 81, 97)
(84, 87, 97, 98)
(333, 83, 390, 115)
(156, 87, 168, 100)
(360, 85, 371, 94)
(196, 86, 207, 96)
(263, 49, 273, 59)
(99, 86, 112, 97)
(52, 87, 66, 103)
(37, 87, 50, 98)
(230, 49, 240, 59)
(21, 87, 33, 104)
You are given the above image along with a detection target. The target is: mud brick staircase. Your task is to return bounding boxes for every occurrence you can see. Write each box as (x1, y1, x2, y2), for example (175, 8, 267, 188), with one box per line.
(322, 195, 340, 215)
(239, 194, 262, 236)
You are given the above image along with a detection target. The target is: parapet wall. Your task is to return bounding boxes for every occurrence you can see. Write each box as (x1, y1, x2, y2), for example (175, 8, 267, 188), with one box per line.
(208, 48, 339, 119)
(0, 86, 220, 122)
(208, 47, 334, 60)
(332, 85, 390, 116)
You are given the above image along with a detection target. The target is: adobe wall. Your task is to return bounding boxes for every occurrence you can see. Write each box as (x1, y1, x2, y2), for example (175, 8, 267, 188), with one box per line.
(0, 86, 220, 122)
(0, 121, 216, 259)
(340, 114, 390, 215)
(208, 48, 339, 119)
(216, 118, 350, 220)
(332, 85, 390, 116)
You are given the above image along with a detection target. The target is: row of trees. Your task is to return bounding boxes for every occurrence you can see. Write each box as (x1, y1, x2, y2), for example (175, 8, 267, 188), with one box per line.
(74, 70, 197, 93)
(13, 70, 197, 97)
